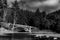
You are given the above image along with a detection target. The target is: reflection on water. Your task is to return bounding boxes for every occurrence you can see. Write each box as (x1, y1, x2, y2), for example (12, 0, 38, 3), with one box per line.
(0, 33, 32, 40)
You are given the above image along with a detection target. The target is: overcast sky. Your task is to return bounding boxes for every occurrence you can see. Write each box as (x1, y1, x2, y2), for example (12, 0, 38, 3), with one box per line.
(7, 0, 21, 7)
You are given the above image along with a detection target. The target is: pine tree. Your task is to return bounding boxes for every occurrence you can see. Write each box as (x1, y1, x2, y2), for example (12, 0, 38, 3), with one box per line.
(0, 0, 7, 22)
(11, 0, 20, 30)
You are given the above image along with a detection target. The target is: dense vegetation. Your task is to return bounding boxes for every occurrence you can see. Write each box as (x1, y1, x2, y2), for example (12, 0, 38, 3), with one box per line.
(0, 0, 60, 34)
(7, 8, 60, 33)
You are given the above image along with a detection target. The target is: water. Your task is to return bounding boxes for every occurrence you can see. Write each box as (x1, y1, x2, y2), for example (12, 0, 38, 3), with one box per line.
(0, 33, 32, 40)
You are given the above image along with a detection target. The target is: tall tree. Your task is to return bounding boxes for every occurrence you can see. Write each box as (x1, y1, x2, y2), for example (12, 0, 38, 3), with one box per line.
(1, 0, 7, 22)
(11, 0, 20, 30)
